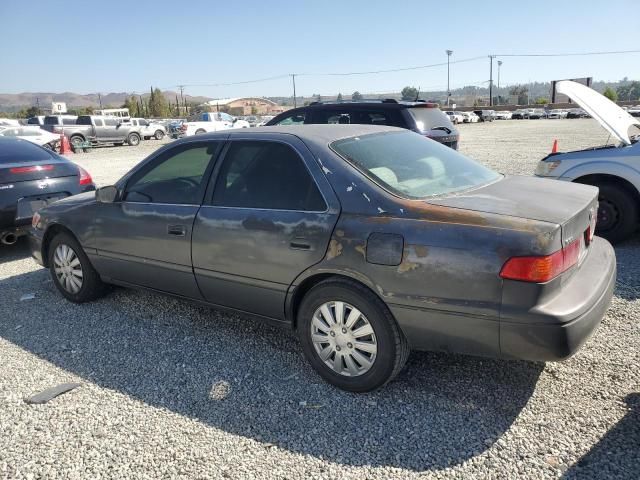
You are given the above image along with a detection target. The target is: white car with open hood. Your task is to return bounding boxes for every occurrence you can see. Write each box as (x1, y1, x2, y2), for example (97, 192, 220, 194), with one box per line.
(535, 80, 640, 243)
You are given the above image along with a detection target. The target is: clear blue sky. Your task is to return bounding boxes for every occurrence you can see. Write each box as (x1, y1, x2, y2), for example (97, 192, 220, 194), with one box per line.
(1, 0, 638, 98)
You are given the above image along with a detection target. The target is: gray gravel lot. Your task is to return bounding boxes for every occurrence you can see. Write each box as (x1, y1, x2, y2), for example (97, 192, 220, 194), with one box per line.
(1, 120, 638, 479)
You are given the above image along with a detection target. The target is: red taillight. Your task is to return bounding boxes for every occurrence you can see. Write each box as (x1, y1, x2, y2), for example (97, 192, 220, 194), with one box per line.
(10, 165, 54, 174)
(500, 238, 581, 283)
(78, 166, 92, 185)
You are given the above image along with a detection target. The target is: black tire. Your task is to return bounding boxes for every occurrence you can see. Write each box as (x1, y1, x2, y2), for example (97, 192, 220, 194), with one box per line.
(70, 135, 84, 147)
(127, 133, 141, 146)
(592, 181, 639, 243)
(195, 129, 206, 135)
(297, 278, 409, 392)
(48, 232, 109, 303)
(42, 142, 53, 150)
(154, 130, 165, 140)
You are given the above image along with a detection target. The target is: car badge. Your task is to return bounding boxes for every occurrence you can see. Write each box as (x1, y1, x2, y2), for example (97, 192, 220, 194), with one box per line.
(38, 181, 49, 189)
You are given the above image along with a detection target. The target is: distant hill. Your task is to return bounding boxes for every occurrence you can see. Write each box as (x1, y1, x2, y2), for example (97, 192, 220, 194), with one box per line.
(0, 91, 213, 112)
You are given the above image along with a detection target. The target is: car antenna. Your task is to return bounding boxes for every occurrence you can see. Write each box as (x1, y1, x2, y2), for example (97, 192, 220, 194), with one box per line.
(414, 87, 421, 102)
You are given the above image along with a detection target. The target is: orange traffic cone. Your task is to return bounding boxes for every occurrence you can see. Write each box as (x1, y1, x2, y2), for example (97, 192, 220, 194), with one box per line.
(551, 139, 558, 153)
(59, 133, 72, 155)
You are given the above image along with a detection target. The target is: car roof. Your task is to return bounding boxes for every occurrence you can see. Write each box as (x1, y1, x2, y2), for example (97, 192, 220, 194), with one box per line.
(185, 124, 403, 144)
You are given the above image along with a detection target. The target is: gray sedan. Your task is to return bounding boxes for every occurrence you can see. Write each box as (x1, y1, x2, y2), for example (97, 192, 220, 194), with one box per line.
(29, 125, 616, 392)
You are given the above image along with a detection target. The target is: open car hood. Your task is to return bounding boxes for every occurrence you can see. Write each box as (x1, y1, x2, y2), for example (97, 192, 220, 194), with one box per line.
(556, 80, 640, 145)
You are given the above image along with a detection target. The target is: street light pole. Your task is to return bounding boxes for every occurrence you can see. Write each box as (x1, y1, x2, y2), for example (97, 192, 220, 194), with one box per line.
(446, 50, 453, 107)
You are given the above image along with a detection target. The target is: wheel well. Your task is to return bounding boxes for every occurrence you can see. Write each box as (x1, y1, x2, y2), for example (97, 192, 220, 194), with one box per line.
(574, 174, 640, 204)
(289, 273, 381, 330)
(70, 134, 85, 141)
(129, 132, 140, 138)
(41, 224, 78, 267)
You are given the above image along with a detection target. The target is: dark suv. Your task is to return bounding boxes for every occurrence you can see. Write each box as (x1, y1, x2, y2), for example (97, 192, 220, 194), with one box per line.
(266, 100, 460, 149)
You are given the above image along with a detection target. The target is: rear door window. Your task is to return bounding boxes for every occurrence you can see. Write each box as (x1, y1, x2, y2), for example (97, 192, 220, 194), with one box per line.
(211, 141, 326, 211)
(94, 119, 104, 127)
(356, 111, 393, 126)
(274, 112, 306, 125)
(312, 110, 352, 124)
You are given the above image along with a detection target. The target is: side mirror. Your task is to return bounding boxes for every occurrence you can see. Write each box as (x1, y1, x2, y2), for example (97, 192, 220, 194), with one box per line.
(96, 185, 118, 203)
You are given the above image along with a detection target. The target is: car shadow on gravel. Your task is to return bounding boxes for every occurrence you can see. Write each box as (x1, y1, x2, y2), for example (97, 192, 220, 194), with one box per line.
(0, 269, 544, 472)
(562, 393, 639, 480)
(0, 238, 31, 263)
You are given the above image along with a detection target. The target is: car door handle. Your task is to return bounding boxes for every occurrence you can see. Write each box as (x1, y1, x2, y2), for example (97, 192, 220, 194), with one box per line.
(167, 224, 186, 236)
(290, 240, 311, 250)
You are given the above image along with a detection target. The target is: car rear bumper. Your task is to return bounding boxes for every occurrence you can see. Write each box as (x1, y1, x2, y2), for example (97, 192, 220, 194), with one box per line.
(28, 227, 45, 266)
(500, 237, 616, 361)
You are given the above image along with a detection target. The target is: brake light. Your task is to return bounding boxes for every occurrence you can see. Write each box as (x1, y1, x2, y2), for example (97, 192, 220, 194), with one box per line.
(10, 165, 54, 174)
(500, 238, 581, 283)
(78, 166, 93, 185)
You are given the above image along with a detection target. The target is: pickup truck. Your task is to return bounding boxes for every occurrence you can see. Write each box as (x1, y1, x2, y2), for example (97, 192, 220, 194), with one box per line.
(50, 115, 144, 147)
(127, 118, 166, 140)
(41, 115, 78, 132)
(175, 112, 249, 138)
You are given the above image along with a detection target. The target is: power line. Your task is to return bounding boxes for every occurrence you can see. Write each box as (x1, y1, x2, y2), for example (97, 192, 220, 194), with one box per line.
(177, 74, 290, 88)
(298, 56, 486, 76)
(494, 49, 640, 58)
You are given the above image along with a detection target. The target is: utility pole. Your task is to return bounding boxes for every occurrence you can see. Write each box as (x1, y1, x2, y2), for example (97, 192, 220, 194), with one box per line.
(178, 85, 185, 114)
(291, 74, 297, 108)
(36, 97, 40, 114)
(446, 50, 453, 107)
(497, 60, 502, 105)
(488, 55, 495, 107)
(98, 93, 103, 109)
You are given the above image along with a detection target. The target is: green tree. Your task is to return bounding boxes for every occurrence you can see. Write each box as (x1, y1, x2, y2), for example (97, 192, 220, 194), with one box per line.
(534, 97, 549, 105)
(123, 95, 139, 117)
(602, 87, 618, 102)
(18, 105, 42, 118)
(616, 81, 639, 101)
(147, 88, 169, 118)
(401, 86, 419, 101)
(336, 93, 343, 102)
(352, 91, 363, 101)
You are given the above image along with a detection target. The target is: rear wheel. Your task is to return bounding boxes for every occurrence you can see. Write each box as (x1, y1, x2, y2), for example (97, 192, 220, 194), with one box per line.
(297, 278, 409, 392)
(127, 133, 141, 146)
(154, 130, 165, 140)
(592, 181, 638, 243)
(48, 232, 108, 303)
(70, 135, 84, 148)
(195, 129, 206, 135)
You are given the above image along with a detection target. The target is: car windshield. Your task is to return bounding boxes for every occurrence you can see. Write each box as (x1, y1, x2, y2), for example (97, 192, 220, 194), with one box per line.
(406, 107, 453, 132)
(331, 131, 500, 198)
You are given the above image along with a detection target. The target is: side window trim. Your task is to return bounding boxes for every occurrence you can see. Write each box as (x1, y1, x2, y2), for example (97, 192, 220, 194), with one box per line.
(203, 138, 328, 213)
(121, 140, 224, 206)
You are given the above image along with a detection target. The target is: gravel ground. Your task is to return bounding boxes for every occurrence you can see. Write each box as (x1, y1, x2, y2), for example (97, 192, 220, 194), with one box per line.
(1, 120, 638, 479)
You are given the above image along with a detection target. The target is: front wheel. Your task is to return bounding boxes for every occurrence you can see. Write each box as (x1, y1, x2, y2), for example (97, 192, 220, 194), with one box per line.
(593, 182, 639, 243)
(127, 133, 141, 146)
(297, 278, 409, 392)
(48, 232, 109, 303)
(154, 130, 165, 140)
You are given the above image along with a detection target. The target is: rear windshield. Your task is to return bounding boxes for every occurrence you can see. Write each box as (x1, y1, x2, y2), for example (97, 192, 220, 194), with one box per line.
(331, 131, 500, 198)
(43, 116, 60, 125)
(407, 107, 454, 132)
(0, 139, 52, 164)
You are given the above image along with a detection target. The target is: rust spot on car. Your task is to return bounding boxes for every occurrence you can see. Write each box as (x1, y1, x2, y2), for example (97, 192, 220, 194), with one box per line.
(355, 244, 366, 258)
(335, 229, 345, 237)
(413, 245, 429, 258)
(326, 239, 343, 260)
(397, 249, 419, 274)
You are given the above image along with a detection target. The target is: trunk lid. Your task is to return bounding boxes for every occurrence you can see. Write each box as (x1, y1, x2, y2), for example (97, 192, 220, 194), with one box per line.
(0, 158, 78, 184)
(429, 176, 598, 249)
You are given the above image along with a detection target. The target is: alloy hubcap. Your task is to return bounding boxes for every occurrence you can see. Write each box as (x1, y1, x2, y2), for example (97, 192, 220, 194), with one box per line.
(53, 244, 83, 294)
(311, 301, 377, 377)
